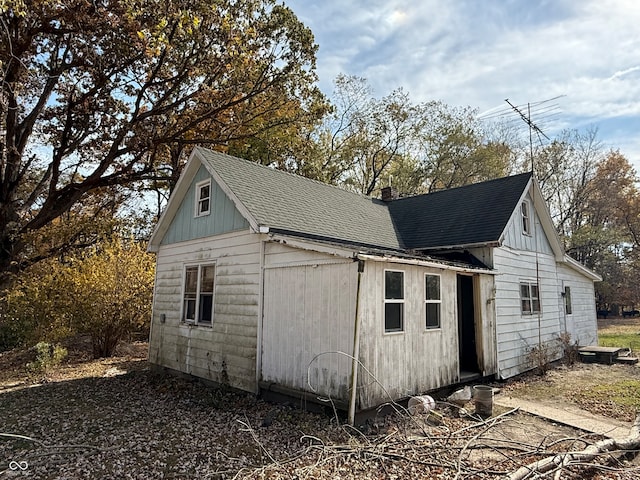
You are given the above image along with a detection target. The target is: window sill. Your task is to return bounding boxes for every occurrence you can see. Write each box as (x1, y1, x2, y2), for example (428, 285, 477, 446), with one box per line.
(383, 330, 404, 336)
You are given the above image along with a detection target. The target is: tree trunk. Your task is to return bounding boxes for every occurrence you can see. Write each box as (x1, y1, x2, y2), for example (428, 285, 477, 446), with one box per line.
(509, 414, 640, 480)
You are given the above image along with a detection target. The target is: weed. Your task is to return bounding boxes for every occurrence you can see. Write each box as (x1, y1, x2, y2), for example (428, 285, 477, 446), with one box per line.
(26, 341, 67, 375)
(559, 332, 580, 365)
(526, 341, 556, 376)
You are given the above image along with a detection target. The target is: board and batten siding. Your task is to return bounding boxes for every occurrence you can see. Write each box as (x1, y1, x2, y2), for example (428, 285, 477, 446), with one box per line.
(356, 261, 460, 410)
(149, 230, 261, 393)
(261, 242, 358, 402)
(556, 263, 598, 346)
(500, 192, 554, 255)
(161, 165, 249, 245)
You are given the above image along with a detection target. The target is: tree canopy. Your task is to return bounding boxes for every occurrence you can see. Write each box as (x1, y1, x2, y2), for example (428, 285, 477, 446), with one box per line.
(0, 0, 326, 286)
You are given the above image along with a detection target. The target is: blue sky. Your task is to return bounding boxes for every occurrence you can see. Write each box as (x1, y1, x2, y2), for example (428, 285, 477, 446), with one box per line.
(286, 0, 640, 167)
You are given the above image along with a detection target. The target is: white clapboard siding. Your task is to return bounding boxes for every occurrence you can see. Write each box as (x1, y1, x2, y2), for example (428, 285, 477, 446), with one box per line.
(261, 253, 358, 402)
(149, 230, 261, 393)
(556, 263, 598, 346)
(356, 261, 460, 410)
(493, 246, 564, 378)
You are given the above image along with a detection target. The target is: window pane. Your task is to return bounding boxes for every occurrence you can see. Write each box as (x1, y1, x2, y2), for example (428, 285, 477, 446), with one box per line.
(184, 298, 196, 321)
(385, 303, 403, 332)
(199, 198, 210, 213)
(200, 184, 210, 199)
(521, 299, 531, 313)
(426, 303, 440, 329)
(565, 287, 572, 314)
(385, 271, 404, 299)
(426, 275, 440, 300)
(199, 294, 213, 324)
(532, 299, 541, 313)
(531, 284, 539, 299)
(520, 284, 530, 299)
(200, 265, 215, 293)
(185, 267, 198, 294)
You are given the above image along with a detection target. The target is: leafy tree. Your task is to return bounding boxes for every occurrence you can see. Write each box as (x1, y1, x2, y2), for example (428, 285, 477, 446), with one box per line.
(1, 236, 154, 356)
(418, 103, 510, 192)
(566, 151, 640, 309)
(0, 0, 325, 288)
(532, 128, 604, 243)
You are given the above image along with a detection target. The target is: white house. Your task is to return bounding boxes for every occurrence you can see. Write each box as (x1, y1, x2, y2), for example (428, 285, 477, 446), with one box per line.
(147, 147, 600, 420)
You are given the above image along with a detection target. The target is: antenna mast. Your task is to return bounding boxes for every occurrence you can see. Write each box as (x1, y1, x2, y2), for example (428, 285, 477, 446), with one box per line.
(504, 99, 550, 174)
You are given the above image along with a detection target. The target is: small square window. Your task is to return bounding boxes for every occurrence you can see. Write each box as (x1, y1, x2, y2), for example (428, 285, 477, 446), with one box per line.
(195, 180, 211, 217)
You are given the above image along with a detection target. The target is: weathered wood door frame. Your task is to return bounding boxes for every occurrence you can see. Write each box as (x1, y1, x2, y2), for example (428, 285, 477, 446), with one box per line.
(457, 273, 480, 374)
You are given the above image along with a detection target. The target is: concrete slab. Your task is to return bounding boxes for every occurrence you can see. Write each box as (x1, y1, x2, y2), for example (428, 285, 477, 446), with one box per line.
(494, 394, 631, 439)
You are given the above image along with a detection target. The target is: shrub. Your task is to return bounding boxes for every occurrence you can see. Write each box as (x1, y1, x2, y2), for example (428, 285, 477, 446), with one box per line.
(26, 342, 68, 374)
(1, 237, 154, 357)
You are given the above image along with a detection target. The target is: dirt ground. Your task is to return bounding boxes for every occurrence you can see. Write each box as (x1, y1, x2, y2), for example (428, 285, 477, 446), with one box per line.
(1, 335, 640, 479)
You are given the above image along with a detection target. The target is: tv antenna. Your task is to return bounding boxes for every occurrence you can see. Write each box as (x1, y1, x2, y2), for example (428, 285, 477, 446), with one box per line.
(505, 98, 551, 173)
(478, 96, 563, 171)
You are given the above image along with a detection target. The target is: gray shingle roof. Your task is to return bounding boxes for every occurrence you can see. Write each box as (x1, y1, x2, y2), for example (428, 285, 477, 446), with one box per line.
(199, 148, 532, 253)
(199, 148, 402, 251)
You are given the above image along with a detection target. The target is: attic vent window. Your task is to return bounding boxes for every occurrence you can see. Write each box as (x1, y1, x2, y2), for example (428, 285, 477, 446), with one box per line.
(196, 179, 211, 217)
(521, 200, 531, 235)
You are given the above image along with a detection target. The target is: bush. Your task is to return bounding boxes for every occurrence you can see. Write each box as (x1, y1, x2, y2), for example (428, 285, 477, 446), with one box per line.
(26, 342, 68, 374)
(1, 237, 155, 357)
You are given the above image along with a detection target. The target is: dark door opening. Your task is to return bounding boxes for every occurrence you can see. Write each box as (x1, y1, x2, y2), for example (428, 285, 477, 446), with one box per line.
(457, 274, 480, 374)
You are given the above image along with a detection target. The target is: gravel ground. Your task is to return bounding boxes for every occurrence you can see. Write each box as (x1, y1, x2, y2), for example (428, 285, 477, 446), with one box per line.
(2, 342, 639, 479)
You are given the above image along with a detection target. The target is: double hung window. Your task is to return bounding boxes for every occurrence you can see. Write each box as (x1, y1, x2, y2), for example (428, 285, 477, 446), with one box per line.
(425, 274, 441, 329)
(384, 270, 404, 332)
(183, 264, 215, 325)
(520, 281, 540, 314)
(195, 180, 211, 217)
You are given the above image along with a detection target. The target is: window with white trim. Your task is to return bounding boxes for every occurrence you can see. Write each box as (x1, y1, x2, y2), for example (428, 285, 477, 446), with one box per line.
(384, 270, 404, 332)
(195, 179, 211, 217)
(425, 274, 441, 329)
(521, 201, 531, 235)
(564, 286, 572, 315)
(520, 281, 540, 314)
(183, 264, 215, 325)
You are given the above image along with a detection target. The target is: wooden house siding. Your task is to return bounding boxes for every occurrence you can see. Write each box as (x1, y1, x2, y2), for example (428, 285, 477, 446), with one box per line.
(261, 242, 358, 401)
(161, 165, 249, 245)
(493, 245, 564, 379)
(356, 261, 460, 410)
(149, 231, 261, 393)
(500, 193, 553, 255)
(556, 263, 598, 346)
(475, 274, 498, 376)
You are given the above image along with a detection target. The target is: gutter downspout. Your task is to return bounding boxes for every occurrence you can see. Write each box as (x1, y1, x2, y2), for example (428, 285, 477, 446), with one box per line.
(256, 238, 266, 394)
(348, 259, 365, 425)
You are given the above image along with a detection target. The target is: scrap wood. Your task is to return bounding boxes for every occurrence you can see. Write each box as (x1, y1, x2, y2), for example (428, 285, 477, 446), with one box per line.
(509, 414, 640, 480)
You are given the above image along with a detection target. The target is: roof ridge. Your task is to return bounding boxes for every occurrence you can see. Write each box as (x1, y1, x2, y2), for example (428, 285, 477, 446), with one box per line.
(389, 171, 532, 203)
(198, 147, 380, 204)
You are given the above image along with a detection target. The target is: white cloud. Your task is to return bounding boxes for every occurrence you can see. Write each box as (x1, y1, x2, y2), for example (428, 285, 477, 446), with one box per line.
(287, 0, 640, 165)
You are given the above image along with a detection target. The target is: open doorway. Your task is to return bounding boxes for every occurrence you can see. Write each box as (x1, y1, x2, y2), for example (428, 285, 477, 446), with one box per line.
(457, 274, 480, 379)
